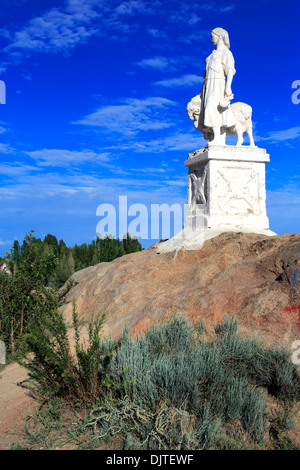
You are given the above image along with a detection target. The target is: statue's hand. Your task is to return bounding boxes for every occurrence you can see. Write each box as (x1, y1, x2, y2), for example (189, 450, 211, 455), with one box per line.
(225, 90, 234, 100)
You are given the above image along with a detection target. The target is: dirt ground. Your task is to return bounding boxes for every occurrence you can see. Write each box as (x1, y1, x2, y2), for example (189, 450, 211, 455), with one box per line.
(0, 360, 299, 450)
(0, 327, 89, 450)
(0, 362, 36, 450)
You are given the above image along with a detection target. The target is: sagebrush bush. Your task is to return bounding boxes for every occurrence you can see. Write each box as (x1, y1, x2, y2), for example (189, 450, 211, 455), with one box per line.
(107, 314, 299, 449)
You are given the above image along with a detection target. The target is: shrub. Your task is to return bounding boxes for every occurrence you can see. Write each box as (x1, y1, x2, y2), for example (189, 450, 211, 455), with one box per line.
(22, 302, 113, 404)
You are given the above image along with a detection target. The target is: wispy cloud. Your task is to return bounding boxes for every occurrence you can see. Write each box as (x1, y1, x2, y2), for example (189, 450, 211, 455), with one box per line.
(0, 143, 15, 154)
(258, 126, 300, 143)
(136, 56, 176, 71)
(26, 149, 111, 167)
(147, 28, 167, 39)
(114, 0, 156, 16)
(2, 0, 161, 58)
(0, 170, 186, 203)
(169, 12, 201, 26)
(73, 92, 203, 153)
(153, 74, 203, 88)
(0, 162, 40, 176)
(130, 167, 167, 174)
(0, 0, 236, 66)
(192, 2, 235, 13)
(0, 238, 10, 246)
(220, 5, 236, 13)
(108, 130, 205, 153)
(135, 55, 198, 73)
(5, 6, 99, 54)
(166, 2, 235, 26)
(0, 1, 130, 56)
(74, 96, 177, 136)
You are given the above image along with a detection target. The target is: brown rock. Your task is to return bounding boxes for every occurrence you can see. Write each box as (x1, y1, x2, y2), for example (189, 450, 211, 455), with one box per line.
(60, 232, 300, 345)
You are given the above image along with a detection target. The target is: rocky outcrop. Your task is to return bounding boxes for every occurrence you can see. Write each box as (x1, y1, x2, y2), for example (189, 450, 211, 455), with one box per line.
(60, 232, 300, 345)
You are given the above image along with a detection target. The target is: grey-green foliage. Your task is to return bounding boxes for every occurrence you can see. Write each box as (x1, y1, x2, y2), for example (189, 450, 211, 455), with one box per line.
(109, 314, 299, 449)
(23, 305, 299, 450)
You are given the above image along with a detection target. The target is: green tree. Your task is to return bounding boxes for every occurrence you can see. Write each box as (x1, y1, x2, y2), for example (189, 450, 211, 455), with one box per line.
(44, 234, 59, 252)
(0, 230, 58, 359)
(122, 233, 142, 254)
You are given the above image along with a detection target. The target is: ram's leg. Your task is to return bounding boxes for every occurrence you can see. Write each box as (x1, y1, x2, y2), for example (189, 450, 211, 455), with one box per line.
(246, 120, 255, 147)
(235, 124, 244, 146)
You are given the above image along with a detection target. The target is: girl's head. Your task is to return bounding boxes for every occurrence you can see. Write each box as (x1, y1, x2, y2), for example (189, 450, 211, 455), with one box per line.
(211, 28, 230, 48)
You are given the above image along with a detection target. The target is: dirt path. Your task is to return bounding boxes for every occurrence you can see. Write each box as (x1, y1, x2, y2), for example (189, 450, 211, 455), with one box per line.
(0, 363, 36, 450)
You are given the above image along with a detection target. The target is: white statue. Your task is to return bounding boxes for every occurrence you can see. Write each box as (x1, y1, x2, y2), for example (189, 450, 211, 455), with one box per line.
(187, 27, 255, 147)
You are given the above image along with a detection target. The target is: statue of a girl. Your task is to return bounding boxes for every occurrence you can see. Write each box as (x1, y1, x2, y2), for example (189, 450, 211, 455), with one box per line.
(197, 27, 237, 145)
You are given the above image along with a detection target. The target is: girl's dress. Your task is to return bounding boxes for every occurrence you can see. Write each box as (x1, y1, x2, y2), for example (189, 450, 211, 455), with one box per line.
(199, 48, 237, 137)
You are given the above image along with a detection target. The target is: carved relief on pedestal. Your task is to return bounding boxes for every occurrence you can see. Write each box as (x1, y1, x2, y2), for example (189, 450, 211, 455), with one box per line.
(189, 166, 208, 209)
(213, 166, 262, 217)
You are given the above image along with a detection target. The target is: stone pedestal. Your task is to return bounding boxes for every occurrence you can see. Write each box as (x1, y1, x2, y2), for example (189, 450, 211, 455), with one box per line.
(156, 145, 276, 254)
(184, 145, 274, 234)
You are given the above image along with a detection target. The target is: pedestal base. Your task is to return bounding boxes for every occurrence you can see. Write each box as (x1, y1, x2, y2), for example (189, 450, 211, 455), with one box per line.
(156, 224, 276, 254)
(185, 145, 274, 232)
(156, 145, 276, 254)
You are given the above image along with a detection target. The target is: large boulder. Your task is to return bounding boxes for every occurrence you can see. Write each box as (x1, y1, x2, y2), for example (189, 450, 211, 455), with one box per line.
(60, 232, 300, 345)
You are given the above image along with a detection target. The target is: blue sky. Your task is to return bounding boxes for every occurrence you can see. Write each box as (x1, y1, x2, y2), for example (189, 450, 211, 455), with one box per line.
(0, 0, 299, 252)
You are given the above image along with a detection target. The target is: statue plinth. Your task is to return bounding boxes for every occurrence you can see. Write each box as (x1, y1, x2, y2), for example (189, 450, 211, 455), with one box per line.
(184, 145, 275, 236)
(156, 145, 276, 255)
